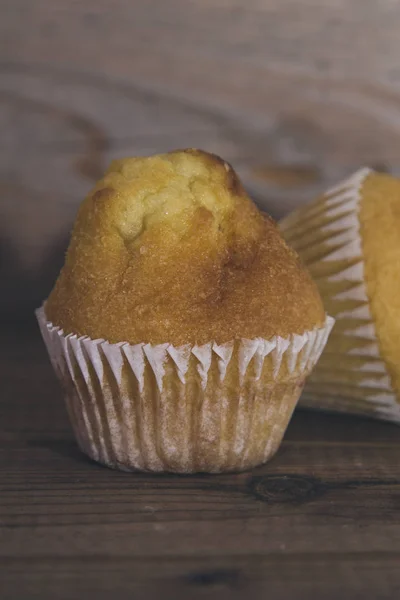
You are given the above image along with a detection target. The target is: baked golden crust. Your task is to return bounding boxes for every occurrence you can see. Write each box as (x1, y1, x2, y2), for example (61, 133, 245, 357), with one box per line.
(46, 149, 325, 345)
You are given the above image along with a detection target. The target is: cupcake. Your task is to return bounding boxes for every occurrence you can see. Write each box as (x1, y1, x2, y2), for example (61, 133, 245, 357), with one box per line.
(280, 168, 400, 423)
(37, 149, 333, 473)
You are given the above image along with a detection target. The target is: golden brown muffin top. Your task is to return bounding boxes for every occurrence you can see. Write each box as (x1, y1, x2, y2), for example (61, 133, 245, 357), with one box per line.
(46, 149, 325, 345)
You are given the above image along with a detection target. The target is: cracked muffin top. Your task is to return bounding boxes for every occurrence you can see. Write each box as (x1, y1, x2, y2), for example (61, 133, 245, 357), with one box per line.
(46, 148, 325, 345)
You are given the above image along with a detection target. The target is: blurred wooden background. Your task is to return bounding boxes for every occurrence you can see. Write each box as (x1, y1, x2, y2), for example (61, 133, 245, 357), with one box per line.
(3, 0, 400, 326)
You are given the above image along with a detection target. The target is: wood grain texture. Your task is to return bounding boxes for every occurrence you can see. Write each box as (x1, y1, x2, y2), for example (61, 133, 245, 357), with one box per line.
(2, 332, 400, 599)
(2, 0, 400, 321)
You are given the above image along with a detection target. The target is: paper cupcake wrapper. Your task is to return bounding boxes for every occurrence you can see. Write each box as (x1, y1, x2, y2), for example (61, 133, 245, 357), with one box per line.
(36, 307, 334, 473)
(280, 167, 400, 423)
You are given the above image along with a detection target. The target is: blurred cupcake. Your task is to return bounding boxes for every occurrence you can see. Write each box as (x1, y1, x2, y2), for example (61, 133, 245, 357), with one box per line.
(37, 149, 333, 473)
(280, 168, 400, 423)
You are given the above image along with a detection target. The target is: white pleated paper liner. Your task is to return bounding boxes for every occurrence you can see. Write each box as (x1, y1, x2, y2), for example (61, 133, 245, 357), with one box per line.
(36, 307, 334, 473)
(280, 168, 400, 424)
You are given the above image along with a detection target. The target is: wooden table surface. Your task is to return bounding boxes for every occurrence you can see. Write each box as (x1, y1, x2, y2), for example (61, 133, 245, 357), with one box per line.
(3, 333, 400, 600)
(2, 2, 400, 598)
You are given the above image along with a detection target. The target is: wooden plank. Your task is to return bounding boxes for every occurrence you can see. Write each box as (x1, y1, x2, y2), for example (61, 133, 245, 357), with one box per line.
(2, 554, 399, 600)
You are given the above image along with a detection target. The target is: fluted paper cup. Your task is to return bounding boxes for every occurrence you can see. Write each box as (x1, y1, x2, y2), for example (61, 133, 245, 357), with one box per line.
(37, 307, 334, 473)
(280, 168, 400, 423)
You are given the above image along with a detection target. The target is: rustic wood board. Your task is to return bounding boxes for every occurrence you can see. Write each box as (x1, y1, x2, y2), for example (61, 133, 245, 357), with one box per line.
(2, 332, 400, 599)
